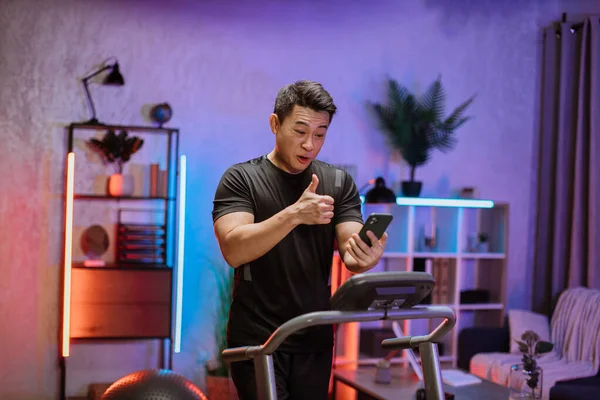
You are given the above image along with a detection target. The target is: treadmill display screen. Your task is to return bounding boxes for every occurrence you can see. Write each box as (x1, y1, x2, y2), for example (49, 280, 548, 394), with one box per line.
(375, 286, 417, 296)
(329, 271, 434, 311)
(369, 299, 406, 309)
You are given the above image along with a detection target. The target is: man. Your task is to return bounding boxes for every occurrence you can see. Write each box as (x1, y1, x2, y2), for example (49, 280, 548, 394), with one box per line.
(212, 80, 387, 399)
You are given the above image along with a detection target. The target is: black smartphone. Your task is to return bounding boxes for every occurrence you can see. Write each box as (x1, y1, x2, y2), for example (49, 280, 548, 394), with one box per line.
(358, 213, 393, 246)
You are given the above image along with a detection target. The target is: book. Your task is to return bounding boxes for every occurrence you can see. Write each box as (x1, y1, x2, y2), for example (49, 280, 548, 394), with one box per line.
(441, 369, 482, 387)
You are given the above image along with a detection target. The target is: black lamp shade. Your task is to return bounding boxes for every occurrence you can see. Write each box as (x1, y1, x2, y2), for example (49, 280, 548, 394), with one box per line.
(365, 177, 397, 203)
(104, 63, 124, 85)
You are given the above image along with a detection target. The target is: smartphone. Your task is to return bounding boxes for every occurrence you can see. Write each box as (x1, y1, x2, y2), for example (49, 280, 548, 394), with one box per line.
(359, 213, 393, 246)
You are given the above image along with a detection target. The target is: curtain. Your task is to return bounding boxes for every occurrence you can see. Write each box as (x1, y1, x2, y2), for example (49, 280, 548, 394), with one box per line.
(532, 17, 600, 316)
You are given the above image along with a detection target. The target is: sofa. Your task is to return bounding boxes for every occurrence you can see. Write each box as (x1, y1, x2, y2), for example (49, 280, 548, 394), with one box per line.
(457, 287, 600, 400)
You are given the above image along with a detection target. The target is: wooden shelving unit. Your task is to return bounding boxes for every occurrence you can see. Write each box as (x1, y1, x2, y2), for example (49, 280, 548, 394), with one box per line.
(330, 198, 508, 370)
(59, 123, 187, 399)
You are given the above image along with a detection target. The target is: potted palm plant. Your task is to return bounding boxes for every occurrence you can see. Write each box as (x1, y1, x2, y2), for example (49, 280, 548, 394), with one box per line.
(87, 129, 144, 196)
(370, 76, 475, 197)
(205, 261, 237, 400)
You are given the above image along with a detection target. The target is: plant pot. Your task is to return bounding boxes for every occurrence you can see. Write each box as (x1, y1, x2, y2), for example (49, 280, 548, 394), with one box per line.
(206, 375, 238, 400)
(401, 181, 422, 197)
(107, 173, 134, 197)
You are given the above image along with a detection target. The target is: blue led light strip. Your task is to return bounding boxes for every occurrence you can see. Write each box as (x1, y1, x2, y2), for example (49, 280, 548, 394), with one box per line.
(174, 155, 187, 353)
(359, 196, 494, 208)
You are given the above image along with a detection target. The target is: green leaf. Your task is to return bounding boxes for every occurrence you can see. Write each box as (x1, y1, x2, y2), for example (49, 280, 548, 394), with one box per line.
(205, 258, 235, 377)
(516, 340, 529, 353)
(441, 95, 476, 130)
(535, 341, 554, 354)
(85, 129, 144, 172)
(419, 76, 445, 123)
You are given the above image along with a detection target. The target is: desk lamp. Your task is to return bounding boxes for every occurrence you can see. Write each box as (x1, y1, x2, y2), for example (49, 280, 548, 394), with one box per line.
(81, 60, 125, 124)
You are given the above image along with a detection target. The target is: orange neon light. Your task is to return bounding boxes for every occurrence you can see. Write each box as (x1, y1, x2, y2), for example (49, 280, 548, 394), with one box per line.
(62, 152, 75, 357)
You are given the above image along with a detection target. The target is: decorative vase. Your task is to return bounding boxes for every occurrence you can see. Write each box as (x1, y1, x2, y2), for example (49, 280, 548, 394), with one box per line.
(401, 180, 422, 197)
(422, 223, 437, 251)
(509, 363, 543, 399)
(107, 173, 134, 197)
(374, 365, 391, 384)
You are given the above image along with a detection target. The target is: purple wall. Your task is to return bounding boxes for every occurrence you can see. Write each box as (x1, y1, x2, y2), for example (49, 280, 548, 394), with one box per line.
(3, 0, 597, 397)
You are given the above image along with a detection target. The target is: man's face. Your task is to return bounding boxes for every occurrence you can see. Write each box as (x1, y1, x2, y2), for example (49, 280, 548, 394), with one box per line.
(269, 105, 330, 174)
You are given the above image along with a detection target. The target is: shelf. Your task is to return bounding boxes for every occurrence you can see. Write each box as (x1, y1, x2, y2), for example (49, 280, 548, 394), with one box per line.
(413, 252, 458, 258)
(414, 252, 506, 259)
(74, 194, 174, 201)
(71, 335, 171, 342)
(459, 303, 503, 311)
(461, 252, 505, 259)
(61, 122, 184, 400)
(333, 201, 509, 370)
(69, 122, 178, 134)
(380, 252, 409, 258)
(417, 303, 504, 311)
(333, 251, 506, 260)
(73, 263, 171, 270)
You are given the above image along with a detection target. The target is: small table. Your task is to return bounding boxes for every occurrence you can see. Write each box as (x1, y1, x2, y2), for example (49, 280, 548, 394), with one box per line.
(332, 367, 510, 400)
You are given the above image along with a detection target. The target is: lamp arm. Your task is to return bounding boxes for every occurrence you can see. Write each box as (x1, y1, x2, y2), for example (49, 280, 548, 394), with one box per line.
(82, 65, 111, 82)
(81, 65, 110, 124)
(82, 78, 98, 124)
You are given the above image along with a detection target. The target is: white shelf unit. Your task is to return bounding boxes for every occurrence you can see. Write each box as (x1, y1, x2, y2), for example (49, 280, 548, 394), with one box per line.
(330, 199, 508, 369)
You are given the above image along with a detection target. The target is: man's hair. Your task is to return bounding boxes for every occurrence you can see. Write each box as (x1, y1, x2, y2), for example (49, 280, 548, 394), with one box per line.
(273, 80, 337, 124)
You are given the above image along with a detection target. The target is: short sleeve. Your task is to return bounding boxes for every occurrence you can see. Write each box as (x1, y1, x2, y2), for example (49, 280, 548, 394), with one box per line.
(212, 165, 254, 223)
(333, 169, 364, 225)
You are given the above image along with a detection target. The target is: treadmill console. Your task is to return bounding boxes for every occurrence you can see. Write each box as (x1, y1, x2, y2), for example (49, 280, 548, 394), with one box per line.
(330, 271, 435, 311)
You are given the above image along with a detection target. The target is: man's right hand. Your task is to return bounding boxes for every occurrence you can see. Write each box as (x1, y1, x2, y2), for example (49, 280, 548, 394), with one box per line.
(293, 174, 334, 225)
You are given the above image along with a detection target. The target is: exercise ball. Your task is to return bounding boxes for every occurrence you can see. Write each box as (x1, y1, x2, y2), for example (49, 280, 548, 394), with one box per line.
(101, 369, 208, 400)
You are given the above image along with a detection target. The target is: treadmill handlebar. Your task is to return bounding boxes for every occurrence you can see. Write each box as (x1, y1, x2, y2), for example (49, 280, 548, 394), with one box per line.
(222, 310, 386, 363)
(382, 306, 456, 349)
(221, 306, 456, 363)
(221, 345, 262, 363)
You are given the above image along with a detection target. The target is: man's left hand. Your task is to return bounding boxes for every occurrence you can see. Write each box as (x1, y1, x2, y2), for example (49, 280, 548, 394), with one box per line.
(344, 230, 388, 272)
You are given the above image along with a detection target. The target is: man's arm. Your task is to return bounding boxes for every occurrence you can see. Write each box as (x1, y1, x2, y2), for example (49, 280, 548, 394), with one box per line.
(214, 173, 334, 268)
(213, 165, 300, 268)
(335, 221, 387, 274)
(214, 209, 300, 268)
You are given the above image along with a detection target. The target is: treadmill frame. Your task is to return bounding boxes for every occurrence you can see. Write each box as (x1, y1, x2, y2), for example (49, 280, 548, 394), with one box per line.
(222, 305, 456, 400)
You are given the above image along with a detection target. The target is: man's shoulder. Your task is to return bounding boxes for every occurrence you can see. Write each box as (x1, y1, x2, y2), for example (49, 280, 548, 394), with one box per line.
(223, 155, 267, 175)
(231, 155, 266, 168)
(311, 160, 356, 185)
(311, 159, 345, 175)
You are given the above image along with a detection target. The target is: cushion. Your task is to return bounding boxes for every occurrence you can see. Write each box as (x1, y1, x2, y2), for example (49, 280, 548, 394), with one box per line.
(508, 309, 551, 353)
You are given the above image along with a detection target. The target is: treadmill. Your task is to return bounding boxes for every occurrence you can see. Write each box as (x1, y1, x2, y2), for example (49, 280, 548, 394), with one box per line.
(221, 271, 456, 400)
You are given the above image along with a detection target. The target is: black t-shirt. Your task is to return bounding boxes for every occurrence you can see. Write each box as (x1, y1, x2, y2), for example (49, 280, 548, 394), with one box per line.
(212, 155, 363, 352)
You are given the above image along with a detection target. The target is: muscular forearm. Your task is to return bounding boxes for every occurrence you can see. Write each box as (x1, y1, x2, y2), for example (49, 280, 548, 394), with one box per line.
(342, 252, 375, 274)
(221, 206, 300, 268)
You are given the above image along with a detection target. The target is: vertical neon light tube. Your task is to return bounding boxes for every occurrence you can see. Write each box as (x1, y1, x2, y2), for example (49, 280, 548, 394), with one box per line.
(62, 152, 75, 357)
(174, 155, 187, 353)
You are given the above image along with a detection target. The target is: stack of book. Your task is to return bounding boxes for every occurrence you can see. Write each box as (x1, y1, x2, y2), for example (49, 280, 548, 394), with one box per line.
(117, 223, 166, 266)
